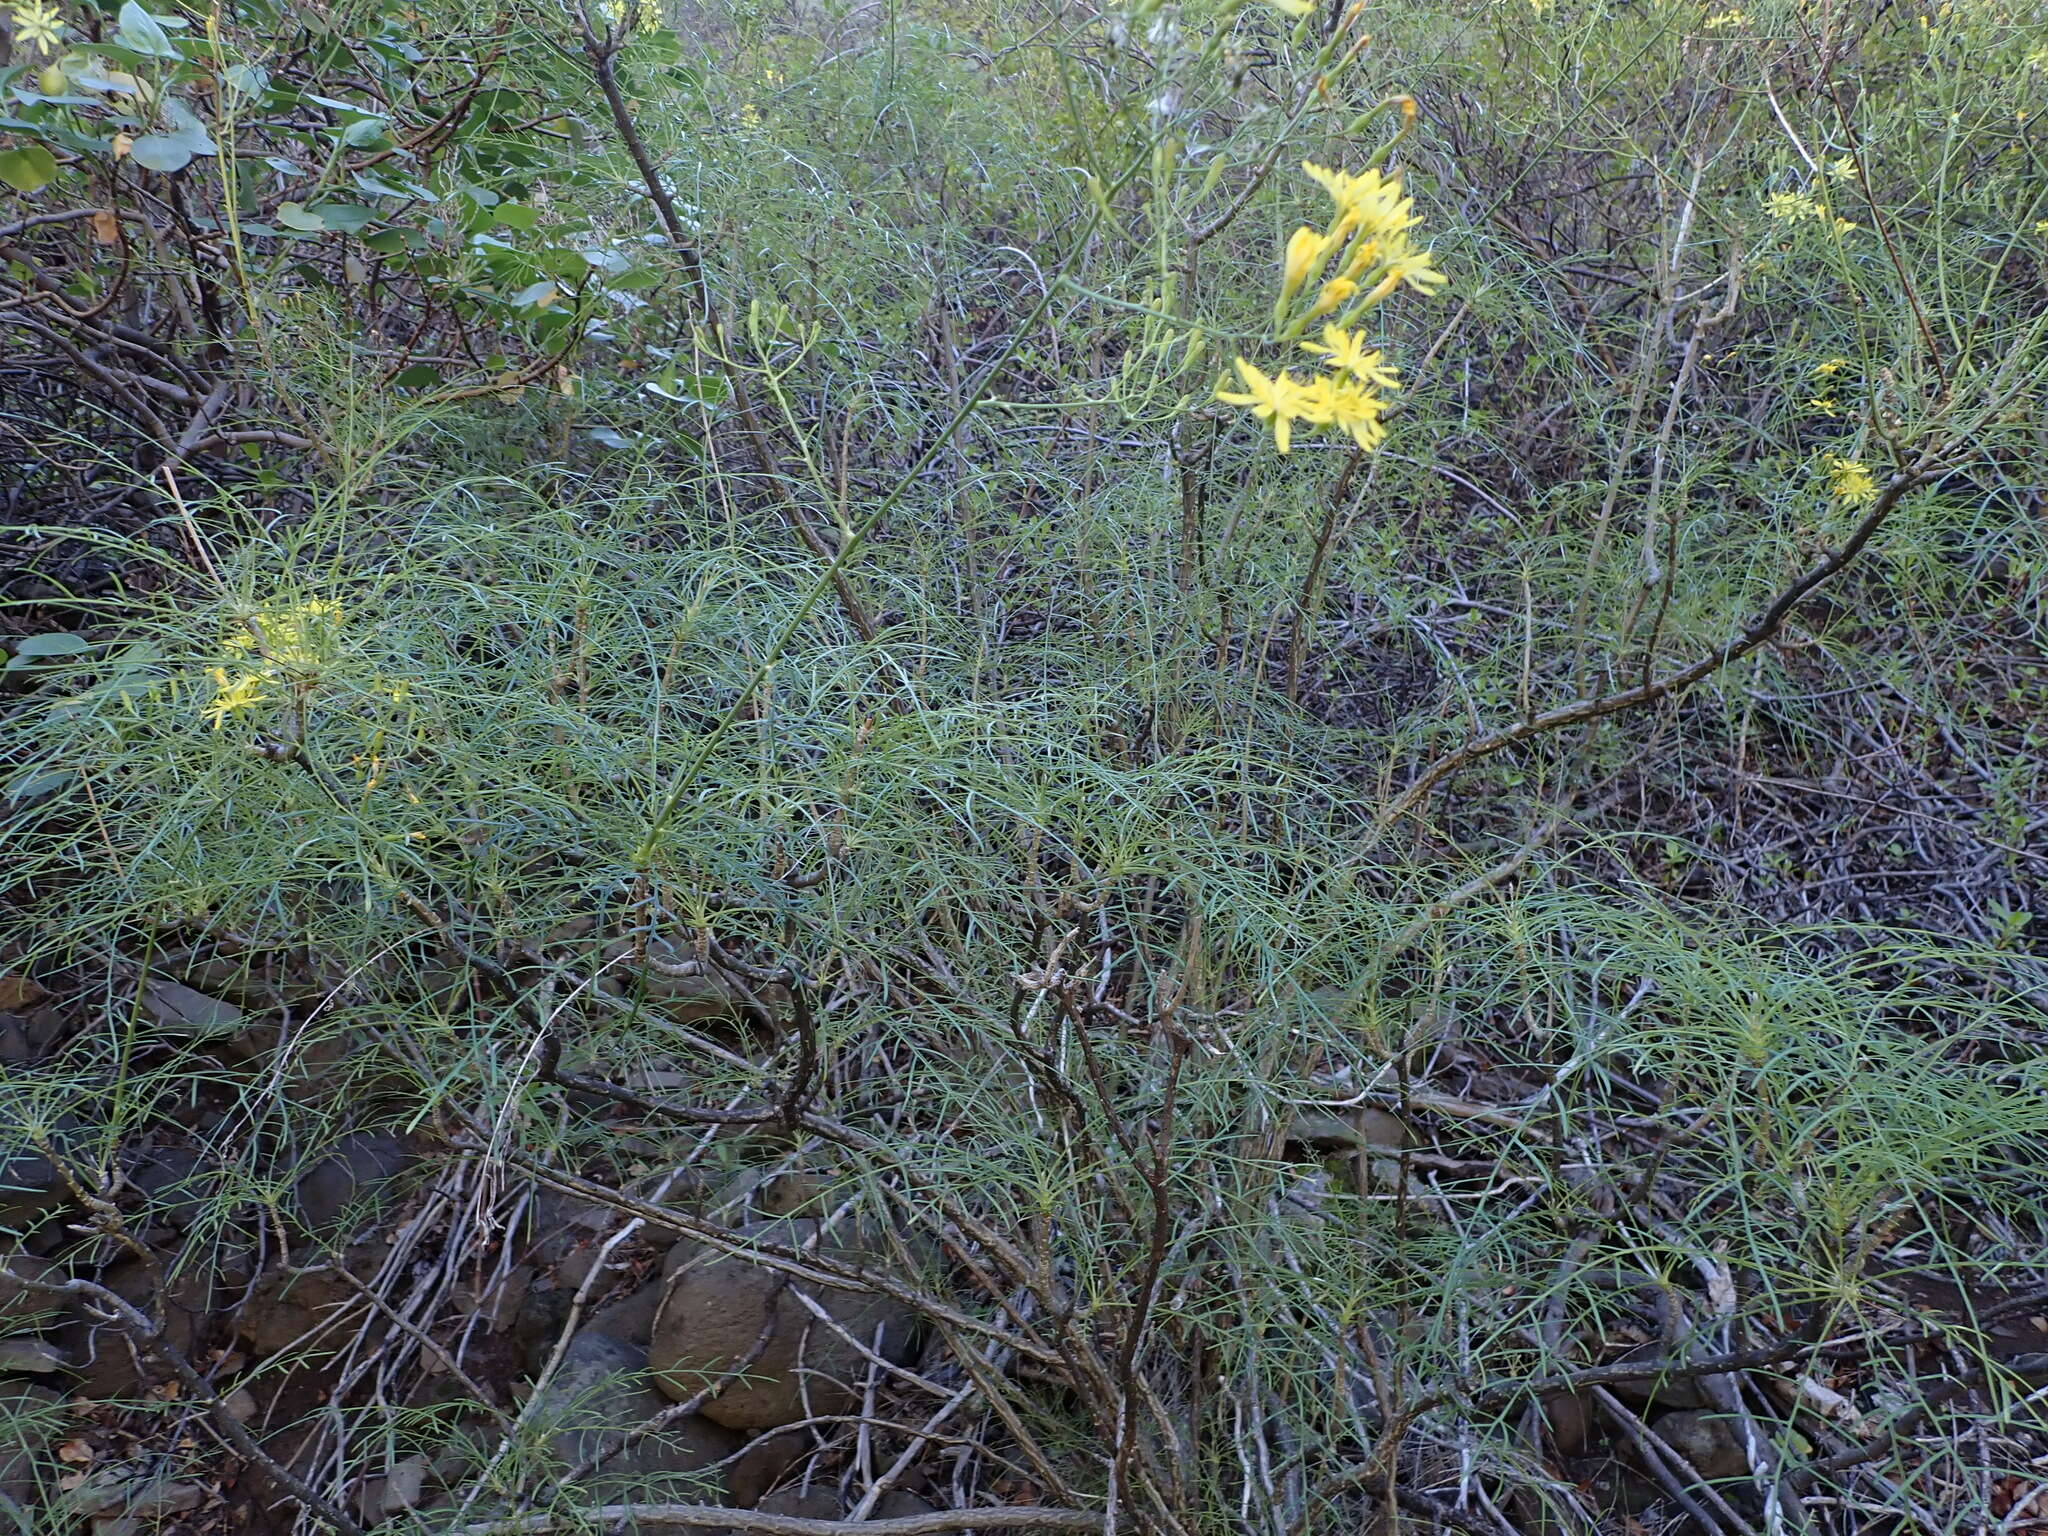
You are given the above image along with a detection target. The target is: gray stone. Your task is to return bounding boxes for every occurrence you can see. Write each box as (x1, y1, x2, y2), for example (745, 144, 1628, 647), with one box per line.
(532, 1330, 740, 1496)
(357, 1454, 429, 1522)
(583, 1278, 664, 1355)
(0, 1337, 70, 1374)
(648, 1219, 920, 1432)
(0, 1254, 60, 1332)
(293, 1132, 413, 1239)
(0, 1382, 61, 1507)
(137, 979, 243, 1038)
(1651, 1409, 1748, 1482)
(756, 1485, 842, 1520)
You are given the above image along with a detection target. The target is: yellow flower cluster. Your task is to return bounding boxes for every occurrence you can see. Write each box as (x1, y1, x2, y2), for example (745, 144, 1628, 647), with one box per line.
(203, 599, 342, 729)
(1218, 327, 1398, 453)
(1824, 455, 1879, 508)
(1276, 161, 1446, 336)
(1766, 187, 1858, 237)
(1217, 158, 1446, 455)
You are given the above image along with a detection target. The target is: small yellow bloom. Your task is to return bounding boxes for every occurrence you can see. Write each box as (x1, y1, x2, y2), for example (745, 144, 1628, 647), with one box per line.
(1824, 455, 1878, 507)
(1812, 357, 1850, 377)
(1217, 358, 1313, 454)
(1280, 226, 1328, 305)
(1380, 241, 1448, 295)
(1767, 190, 1823, 222)
(1261, 0, 1315, 14)
(1826, 155, 1857, 181)
(202, 668, 270, 729)
(1704, 8, 1748, 25)
(9, 0, 64, 54)
(1298, 375, 1391, 451)
(1301, 326, 1402, 390)
(1301, 162, 1419, 240)
(1307, 276, 1358, 320)
(1807, 397, 1840, 416)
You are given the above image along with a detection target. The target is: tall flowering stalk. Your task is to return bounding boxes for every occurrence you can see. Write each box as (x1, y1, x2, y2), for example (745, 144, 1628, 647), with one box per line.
(1216, 108, 1447, 456)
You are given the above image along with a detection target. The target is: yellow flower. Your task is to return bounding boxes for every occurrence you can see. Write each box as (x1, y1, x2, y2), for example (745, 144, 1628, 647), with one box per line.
(1262, 0, 1315, 13)
(1767, 190, 1823, 222)
(1301, 162, 1419, 240)
(1217, 359, 1313, 454)
(1380, 240, 1448, 295)
(2035, 220, 2048, 234)
(232, 599, 341, 669)
(9, 0, 63, 53)
(203, 668, 270, 729)
(1826, 155, 1857, 181)
(1704, 8, 1748, 25)
(1824, 455, 1878, 507)
(1280, 226, 1328, 306)
(1299, 375, 1391, 451)
(1306, 276, 1358, 320)
(1807, 397, 1839, 416)
(1812, 357, 1850, 377)
(1301, 325, 1402, 391)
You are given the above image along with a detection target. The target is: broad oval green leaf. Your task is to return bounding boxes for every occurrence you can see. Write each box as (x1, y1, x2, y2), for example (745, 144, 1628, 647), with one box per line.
(0, 145, 59, 193)
(115, 1, 182, 57)
(127, 134, 195, 173)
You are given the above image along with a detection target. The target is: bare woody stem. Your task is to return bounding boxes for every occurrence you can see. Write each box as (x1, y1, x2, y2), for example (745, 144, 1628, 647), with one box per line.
(1378, 461, 1928, 825)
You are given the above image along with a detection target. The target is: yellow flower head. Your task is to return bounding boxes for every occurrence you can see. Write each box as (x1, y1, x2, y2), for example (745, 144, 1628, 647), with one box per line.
(1306, 276, 1359, 320)
(228, 599, 342, 669)
(1301, 162, 1419, 241)
(1767, 190, 1824, 223)
(1301, 326, 1402, 391)
(1281, 226, 1329, 305)
(1380, 239, 1448, 295)
(1298, 376, 1391, 451)
(203, 668, 270, 729)
(9, 0, 63, 53)
(1824, 455, 1878, 507)
(1217, 359, 1314, 454)
(1262, 0, 1315, 13)
(1826, 155, 1857, 182)
(1812, 357, 1850, 377)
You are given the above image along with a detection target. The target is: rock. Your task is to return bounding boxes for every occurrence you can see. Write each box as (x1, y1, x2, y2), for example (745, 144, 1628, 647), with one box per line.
(756, 1485, 844, 1521)
(0, 1254, 61, 1332)
(357, 1454, 429, 1522)
(293, 1132, 413, 1240)
(0, 1337, 71, 1374)
(222, 1386, 259, 1423)
(874, 1490, 938, 1519)
(1650, 1409, 1748, 1482)
(582, 1278, 664, 1356)
(137, 979, 243, 1038)
(532, 1330, 739, 1496)
(237, 1240, 388, 1360)
(726, 1430, 807, 1508)
(0, 1381, 61, 1506)
(648, 1219, 920, 1432)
